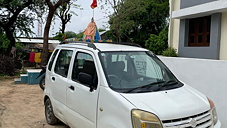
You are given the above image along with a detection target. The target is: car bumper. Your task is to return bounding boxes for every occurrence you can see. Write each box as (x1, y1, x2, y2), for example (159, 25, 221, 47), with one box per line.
(214, 120, 221, 128)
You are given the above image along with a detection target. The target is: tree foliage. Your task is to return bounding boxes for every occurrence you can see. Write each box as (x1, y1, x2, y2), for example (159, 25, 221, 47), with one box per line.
(0, 0, 45, 55)
(75, 31, 83, 38)
(55, 1, 79, 34)
(105, 0, 169, 47)
(52, 32, 65, 41)
(65, 31, 77, 38)
(0, 30, 10, 55)
(53, 31, 77, 41)
(101, 0, 124, 42)
(145, 29, 168, 55)
(99, 28, 106, 32)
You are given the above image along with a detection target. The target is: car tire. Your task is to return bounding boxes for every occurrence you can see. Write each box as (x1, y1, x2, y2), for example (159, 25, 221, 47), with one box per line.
(45, 98, 58, 125)
(39, 75, 45, 91)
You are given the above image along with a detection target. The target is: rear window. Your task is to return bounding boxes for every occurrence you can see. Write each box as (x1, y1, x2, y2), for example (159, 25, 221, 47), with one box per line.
(54, 50, 73, 77)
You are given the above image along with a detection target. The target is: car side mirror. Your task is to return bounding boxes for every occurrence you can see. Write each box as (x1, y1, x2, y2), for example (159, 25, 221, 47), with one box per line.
(78, 72, 94, 92)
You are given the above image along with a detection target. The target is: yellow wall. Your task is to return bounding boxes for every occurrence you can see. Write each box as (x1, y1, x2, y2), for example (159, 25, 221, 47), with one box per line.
(169, 0, 180, 52)
(220, 12, 227, 60)
(172, 0, 180, 11)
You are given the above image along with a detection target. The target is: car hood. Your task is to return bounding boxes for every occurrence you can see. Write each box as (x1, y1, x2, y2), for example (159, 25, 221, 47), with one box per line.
(120, 85, 210, 120)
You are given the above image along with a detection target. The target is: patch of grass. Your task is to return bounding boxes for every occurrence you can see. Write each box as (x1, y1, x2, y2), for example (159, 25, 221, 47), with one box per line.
(0, 74, 7, 77)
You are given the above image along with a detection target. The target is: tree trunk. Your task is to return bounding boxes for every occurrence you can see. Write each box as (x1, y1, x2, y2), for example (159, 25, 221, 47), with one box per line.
(41, 0, 70, 66)
(61, 22, 66, 34)
(4, 28, 16, 56)
(40, 8, 55, 66)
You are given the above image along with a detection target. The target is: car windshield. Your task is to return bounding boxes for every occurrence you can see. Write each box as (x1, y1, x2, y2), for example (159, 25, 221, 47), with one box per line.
(99, 51, 183, 93)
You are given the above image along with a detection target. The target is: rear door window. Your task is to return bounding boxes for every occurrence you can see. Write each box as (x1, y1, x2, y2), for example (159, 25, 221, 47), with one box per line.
(48, 49, 59, 71)
(54, 50, 73, 77)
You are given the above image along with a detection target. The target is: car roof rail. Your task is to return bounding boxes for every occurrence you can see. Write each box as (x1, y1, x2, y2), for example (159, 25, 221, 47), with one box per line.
(97, 42, 141, 48)
(60, 41, 141, 50)
(60, 41, 97, 50)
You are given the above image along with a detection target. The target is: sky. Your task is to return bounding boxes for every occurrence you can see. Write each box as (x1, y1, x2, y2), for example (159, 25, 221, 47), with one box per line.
(33, 0, 111, 37)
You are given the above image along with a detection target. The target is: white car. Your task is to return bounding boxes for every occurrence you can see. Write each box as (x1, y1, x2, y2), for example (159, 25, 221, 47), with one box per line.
(44, 42, 221, 128)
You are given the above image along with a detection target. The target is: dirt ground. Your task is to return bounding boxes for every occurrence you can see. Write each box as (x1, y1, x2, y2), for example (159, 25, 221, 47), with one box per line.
(0, 78, 69, 128)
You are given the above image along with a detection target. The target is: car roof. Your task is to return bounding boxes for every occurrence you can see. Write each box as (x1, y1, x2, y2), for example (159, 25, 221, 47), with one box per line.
(56, 42, 148, 52)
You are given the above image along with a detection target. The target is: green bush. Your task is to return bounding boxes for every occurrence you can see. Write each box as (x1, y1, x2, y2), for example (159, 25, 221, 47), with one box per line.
(162, 47, 178, 57)
(145, 29, 168, 55)
(52, 32, 65, 41)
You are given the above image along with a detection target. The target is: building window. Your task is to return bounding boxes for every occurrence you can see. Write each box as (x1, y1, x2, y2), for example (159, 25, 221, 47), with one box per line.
(188, 16, 211, 47)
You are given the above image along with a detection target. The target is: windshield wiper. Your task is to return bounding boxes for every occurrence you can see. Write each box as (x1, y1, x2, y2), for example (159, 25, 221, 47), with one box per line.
(125, 80, 181, 93)
(155, 80, 180, 91)
(125, 81, 165, 93)
(164, 80, 178, 86)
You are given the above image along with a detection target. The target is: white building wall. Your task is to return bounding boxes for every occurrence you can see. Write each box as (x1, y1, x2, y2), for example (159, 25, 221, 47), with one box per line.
(159, 56, 227, 127)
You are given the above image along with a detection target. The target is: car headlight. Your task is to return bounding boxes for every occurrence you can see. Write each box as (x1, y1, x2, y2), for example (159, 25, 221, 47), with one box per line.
(208, 98, 218, 125)
(131, 109, 163, 128)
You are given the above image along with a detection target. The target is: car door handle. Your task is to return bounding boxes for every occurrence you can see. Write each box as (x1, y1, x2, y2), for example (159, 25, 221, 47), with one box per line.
(69, 85, 75, 91)
(52, 77, 55, 81)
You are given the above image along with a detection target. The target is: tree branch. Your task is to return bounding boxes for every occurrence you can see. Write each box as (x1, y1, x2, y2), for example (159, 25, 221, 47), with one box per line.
(45, 0, 53, 8)
(7, 0, 34, 26)
(64, 2, 72, 15)
(54, 0, 70, 10)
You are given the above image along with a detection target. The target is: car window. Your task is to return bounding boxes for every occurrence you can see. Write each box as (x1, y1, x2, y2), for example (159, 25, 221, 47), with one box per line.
(72, 52, 97, 88)
(99, 51, 179, 91)
(133, 53, 163, 79)
(48, 49, 59, 71)
(54, 50, 73, 77)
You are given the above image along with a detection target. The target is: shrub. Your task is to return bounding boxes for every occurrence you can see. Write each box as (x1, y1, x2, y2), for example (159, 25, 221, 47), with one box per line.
(162, 47, 178, 57)
(0, 55, 17, 76)
(145, 29, 168, 55)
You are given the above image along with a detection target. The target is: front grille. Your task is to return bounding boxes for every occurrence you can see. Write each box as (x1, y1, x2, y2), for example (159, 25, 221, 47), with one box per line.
(162, 110, 213, 128)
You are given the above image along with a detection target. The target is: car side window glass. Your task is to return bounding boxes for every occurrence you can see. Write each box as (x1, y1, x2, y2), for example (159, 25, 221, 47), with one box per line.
(72, 52, 97, 88)
(54, 50, 73, 77)
(48, 49, 59, 71)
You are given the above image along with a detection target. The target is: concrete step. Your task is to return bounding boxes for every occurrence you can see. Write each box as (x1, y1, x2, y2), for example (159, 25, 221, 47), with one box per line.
(14, 69, 42, 85)
(14, 74, 28, 84)
(20, 74, 28, 83)
(14, 78, 22, 84)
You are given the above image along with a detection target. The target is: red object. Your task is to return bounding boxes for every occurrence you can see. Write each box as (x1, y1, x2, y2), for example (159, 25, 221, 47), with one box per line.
(29, 52, 35, 62)
(90, 0, 97, 9)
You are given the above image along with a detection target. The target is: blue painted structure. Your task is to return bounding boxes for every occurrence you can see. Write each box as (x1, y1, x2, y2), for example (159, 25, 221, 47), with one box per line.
(14, 69, 42, 85)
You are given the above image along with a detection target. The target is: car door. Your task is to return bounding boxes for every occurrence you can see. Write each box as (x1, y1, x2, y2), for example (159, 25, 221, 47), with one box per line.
(48, 49, 73, 122)
(66, 50, 99, 128)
